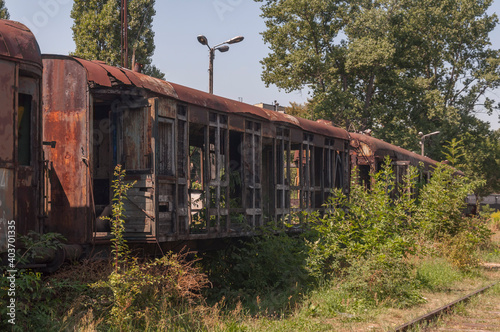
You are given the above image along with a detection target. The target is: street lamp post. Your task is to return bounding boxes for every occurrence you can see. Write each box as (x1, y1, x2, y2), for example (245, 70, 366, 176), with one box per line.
(419, 131, 440, 156)
(197, 35, 244, 94)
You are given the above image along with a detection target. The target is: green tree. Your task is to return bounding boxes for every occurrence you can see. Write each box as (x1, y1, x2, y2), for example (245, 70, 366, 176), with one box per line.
(256, 0, 500, 151)
(71, 0, 164, 79)
(0, 0, 9, 19)
(285, 101, 311, 119)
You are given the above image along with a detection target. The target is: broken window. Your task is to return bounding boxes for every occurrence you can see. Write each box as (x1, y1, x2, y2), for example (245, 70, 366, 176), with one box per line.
(244, 120, 262, 228)
(322, 138, 339, 202)
(111, 99, 156, 236)
(302, 133, 314, 210)
(335, 150, 347, 191)
(290, 144, 301, 212)
(189, 123, 206, 233)
(158, 117, 174, 176)
(274, 127, 291, 225)
(115, 106, 152, 170)
(229, 131, 244, 231)
(207, 112, 229, 232)
(176, 105, 189, 234)
(188, 112, 229, 234)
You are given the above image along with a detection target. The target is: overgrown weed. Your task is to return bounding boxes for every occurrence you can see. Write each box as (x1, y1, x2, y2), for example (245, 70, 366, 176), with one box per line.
(7, 157, 500, 330)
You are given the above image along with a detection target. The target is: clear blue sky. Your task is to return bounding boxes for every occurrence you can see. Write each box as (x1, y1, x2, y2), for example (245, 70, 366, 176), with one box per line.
(4, 0, 500, 129)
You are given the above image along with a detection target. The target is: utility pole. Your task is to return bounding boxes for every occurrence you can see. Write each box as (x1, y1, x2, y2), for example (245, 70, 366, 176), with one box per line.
(121, 0, 128, 68)
(419, 131, 440, 156)
(197, 35, 244, 94)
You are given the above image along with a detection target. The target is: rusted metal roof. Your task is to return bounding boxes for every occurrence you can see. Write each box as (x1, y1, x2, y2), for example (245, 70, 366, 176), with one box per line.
(51, 55, 350, 140)
(299, 118, 349, 140)
(169, 82, 269, 118)
(350, 132, 438, 167)
(69, 56, 178, 97)
(170, 83, 350, 139)
(0, 19, 41, 67)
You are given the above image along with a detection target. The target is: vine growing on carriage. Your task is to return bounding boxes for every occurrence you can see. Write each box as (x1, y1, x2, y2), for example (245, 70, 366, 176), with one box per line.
(100, 164, 136, 272)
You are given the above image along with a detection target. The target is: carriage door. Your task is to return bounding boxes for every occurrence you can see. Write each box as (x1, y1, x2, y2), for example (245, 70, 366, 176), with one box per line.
(116, 97, 157, 237)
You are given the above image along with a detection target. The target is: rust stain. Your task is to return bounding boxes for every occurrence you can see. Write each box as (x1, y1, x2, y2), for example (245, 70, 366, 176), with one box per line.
(0, 19, 42, 246)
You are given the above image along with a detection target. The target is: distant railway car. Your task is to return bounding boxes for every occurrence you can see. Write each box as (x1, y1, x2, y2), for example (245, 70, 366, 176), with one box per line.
(0, 20, 43, 252)
(349, 132, 438, 186)
(41, 54, 351, 255)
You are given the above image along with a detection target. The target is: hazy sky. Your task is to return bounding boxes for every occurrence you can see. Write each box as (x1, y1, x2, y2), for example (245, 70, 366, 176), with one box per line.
(4, 0, 500, 129)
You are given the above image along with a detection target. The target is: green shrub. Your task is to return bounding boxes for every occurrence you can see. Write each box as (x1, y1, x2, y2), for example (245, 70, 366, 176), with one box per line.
(415, 163, 484, 239)
(204, 231, 311, 314)
(305, 157, 419, 279)
(0, 232, 84, 332)
(89, 165, 210, 330)
(342, 253, 424, 308)
(440, 230, 482, 271)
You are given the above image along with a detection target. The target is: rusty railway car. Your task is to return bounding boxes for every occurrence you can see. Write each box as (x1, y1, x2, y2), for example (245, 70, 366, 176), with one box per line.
(41, 54, 351, 257)
(0, 20, 44, 253)
(1, 19, 461, 270)
(349, 132, 438, 186)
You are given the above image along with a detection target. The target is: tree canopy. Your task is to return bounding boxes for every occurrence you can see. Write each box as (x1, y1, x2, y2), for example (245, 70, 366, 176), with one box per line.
(257, 0, 499, 140)
(0, 0, 9, 19)
(257, 0, 500, 194)
(71, 0, 164, 79)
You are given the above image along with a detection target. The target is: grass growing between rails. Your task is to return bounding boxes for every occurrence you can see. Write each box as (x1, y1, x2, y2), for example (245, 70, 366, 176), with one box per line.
(3, 161, 500, 331)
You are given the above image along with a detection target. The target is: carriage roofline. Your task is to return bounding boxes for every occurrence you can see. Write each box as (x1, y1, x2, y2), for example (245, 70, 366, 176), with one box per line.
(350, 132, 438, 167)
(0, 19, 42, 68)
(41, 54, 349, 141)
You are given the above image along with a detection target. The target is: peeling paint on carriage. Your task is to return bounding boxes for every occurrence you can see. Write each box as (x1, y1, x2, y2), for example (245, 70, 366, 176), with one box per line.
(42, 57, 91, 245)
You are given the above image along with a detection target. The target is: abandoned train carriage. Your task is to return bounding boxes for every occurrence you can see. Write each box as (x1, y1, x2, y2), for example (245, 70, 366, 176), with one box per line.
(349, 132, 438, 186)
(0, 20, 43, 252)
(42, 54, 351, 253)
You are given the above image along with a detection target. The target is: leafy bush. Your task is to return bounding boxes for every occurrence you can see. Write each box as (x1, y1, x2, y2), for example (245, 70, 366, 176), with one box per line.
(305, 157, 419, 279)
(304, 156, 490, 306)
(415, 163, 484, 239)
(0, 231, 84, 332)
(343, 253, 424, 308)
(440, 230, 482, 271)
(203, 230, 311, 314)
(88, 165, 210, 330)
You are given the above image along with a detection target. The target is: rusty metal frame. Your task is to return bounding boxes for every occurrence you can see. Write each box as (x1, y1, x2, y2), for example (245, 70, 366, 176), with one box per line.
(206, 112, 230, 233)
(273, 127, 291, 225)
(243, 119, 263, 229)
(175, 104, 189, 235)
(38, 53, 358, 246)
